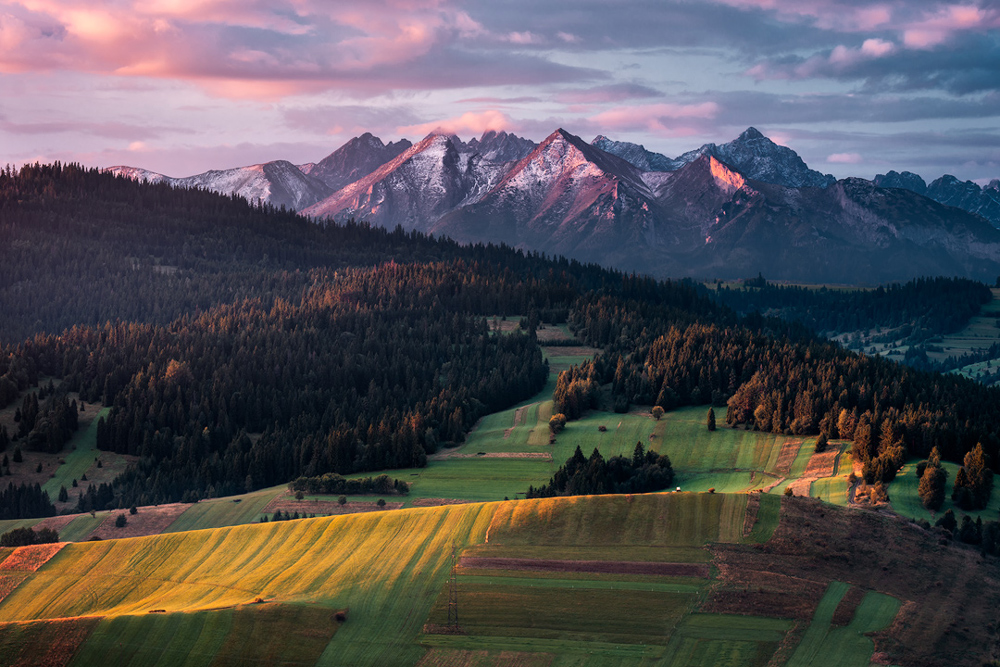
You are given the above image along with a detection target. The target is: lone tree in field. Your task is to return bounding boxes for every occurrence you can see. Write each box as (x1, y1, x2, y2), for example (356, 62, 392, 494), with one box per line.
(706, 407, 716, 432)
(115, 514, 127, 528)
(651, 406, 664, 421)
(549, 413, 567, 434)
(951, 443, 994, 510)
(918, 463, 946, 511)
(814, 433, 828, 453)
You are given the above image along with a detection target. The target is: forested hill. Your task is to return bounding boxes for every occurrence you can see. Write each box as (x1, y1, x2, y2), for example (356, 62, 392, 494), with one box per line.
(0, 162, 617, 343)
(3, 163, 1000, 511)
(706, 277, 991, 340)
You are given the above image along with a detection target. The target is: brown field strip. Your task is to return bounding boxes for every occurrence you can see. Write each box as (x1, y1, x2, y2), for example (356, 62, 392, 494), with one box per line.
(459, 557, 710, 577)
(262, 494, 403, 516)
(0, 544, 66, 606)
(411, 498, 475, 507)
(0, 617, 100, 667)
(742, 492, 760, 537)
(831, 585, 867, 626)
(774, 441, 802, 475)
(416, 648, 554, 667)
(86, 503, 190, 540)
(787, 449, 841, 496)
(0, 544, 65, 573)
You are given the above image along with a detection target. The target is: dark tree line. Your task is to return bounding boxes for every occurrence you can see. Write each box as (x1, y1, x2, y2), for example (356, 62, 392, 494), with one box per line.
(289, 473, 409, 496)
(0, 482, 56, 520)
(708, 276, 990, 339)
(0, 526, 59, 547)
(526, 443, 674, 498)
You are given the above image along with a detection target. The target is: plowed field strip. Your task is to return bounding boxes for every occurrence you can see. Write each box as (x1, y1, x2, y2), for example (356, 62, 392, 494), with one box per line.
(459, 557, 709, 577)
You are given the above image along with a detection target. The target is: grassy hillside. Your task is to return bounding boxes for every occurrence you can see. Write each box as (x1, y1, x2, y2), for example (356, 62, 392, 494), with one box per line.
(1, 490, 997, 665)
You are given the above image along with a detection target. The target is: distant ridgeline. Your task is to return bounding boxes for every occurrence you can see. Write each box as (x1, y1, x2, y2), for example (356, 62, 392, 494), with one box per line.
(1, 164, 1000, 513)
(706, 275, 990, 341)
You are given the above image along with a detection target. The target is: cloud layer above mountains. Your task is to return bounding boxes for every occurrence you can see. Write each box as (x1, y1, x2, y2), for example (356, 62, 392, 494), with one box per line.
(1, 0, 997, 181)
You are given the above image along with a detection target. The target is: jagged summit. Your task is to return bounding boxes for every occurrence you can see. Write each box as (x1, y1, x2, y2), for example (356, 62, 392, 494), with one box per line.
(874, 171, 928, 195)
(308, 133, 412, 192)
(591, 135, 685, 172)
(676, 127, 836, 189)
(593, 127, 834, 189)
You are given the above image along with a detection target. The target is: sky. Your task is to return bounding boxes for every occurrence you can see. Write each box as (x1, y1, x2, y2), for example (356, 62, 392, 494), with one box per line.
(1, 0, 999, 184)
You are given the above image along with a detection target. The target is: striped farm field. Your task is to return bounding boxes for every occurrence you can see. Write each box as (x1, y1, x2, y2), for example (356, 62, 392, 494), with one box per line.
(426, 582, 696, 643)
(786, 582, 900, 667)
(0, 502, 497, 667)
(0, 492, 789, 665)
(164, 485, 286, 533)
(486, 492, 776, 547)
(70, 602, 340, 667)
(662, 613, 792, 667)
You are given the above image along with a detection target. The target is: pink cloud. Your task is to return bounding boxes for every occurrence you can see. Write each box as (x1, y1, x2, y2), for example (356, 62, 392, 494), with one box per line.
(709, 0, 895, 32)
(826, 152, 863, 163)
(589, 103, 719, 134)
(903, 4, 1000, 48)
(0, 0, 504, 98)
(397, 110, 512, 137)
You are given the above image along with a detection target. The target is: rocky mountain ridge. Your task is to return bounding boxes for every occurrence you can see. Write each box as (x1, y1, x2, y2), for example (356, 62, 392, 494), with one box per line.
(107, 126, 1000, 283)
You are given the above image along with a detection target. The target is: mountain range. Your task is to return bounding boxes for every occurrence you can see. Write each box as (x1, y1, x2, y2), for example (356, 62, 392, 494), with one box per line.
(108, 127, 1000, 283)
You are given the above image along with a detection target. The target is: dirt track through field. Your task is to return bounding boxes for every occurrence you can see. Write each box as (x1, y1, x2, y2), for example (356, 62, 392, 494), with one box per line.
(459, 557, 709, 577)
(787, 449, 841, 496)
(775, 441, 802, 475)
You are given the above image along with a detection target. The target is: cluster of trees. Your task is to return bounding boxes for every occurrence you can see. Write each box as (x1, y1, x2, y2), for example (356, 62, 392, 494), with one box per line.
(262, 509, 315, 522)
(708, 276, 990, 340)
(288, 473, 408, 496)
(931, 510, 1000, 557)
(917, 448, 947, 510)
(0, 482, 56, 520)
(14, 392, 80, 453)
(951, 443, 994, 510)
(0, 526, 59, 547)
(74, 482, 117, 513)
(526, 443, 674, 498)
(560, 289, 1000, 484)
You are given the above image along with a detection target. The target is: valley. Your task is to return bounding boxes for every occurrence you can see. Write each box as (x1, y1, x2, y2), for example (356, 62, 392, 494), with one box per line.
(2, 164, 1000, 666)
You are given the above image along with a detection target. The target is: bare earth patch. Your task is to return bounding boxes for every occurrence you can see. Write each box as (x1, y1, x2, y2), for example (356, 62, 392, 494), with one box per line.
(0, 574, 28, 604)
(0, 543, 66, 572)
(32, 514, 78, 536)
(459, 557, 709, 577)
(410, 499, 474, 507)
(831, 585, 867, 626)
(743, 492, 761, 537)
(787, 449, 840, 496)
(87, 503, 190, 540)
(774, 441, 802, 475)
